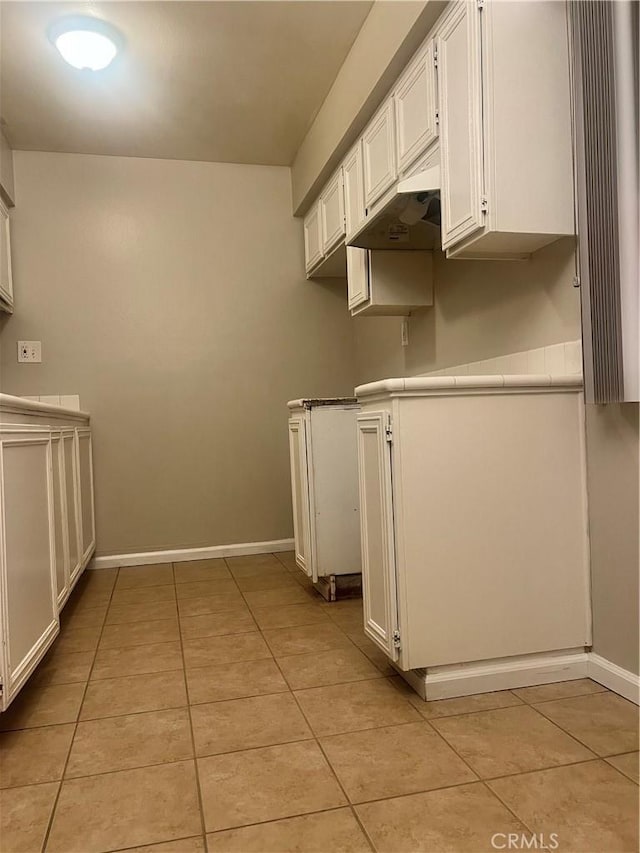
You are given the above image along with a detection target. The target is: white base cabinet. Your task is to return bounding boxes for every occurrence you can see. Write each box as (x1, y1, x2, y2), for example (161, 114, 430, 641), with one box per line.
(0, 395, 95, 710)
(288, 399, 361, 592)
(355, 375, 591, 694)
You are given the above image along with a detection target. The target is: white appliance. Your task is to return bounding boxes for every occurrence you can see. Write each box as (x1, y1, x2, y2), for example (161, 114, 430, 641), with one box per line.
(287, 398, 361, 600)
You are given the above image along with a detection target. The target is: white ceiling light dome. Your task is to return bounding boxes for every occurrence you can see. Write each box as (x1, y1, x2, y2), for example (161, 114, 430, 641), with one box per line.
(48, 15, 123, 71)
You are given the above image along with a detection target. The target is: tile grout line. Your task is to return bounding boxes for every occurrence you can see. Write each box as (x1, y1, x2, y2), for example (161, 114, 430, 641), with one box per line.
(233, 555, 378, 850)
(174, 562, 210, 853)
(261, 612, 378, 853)
(39, 567, 120, 853)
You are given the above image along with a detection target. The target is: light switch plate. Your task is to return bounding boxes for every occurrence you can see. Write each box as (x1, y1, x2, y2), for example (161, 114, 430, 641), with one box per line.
(18, 341, 42, 363)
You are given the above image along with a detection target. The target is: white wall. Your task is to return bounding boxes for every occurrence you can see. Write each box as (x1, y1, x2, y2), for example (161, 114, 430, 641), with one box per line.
(0, 151, 357, 556)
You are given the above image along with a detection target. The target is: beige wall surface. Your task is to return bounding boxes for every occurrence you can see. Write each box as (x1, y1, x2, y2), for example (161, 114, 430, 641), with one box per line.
(353, 237, 582, 384)
(0, 151, 357, 556)
(585, 403, 639, 676)
(291, 0, 446, 214)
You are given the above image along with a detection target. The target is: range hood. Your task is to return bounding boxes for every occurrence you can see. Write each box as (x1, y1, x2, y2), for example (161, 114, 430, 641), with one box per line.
(348, 164, 441, 251)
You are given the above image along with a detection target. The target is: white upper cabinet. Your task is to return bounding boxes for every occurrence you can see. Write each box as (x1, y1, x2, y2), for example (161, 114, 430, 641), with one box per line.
(437, 2, 484, 251)
(439, 0, 574, 259)
(303, 201, 324, 273)
(319, 169, 345, 255)
(343, 142, 366, 241)
(347, 246, 369, 311)
(0, 199, 14, 312)
(362, 98, 397, 210)
(394, 39, 439, 175)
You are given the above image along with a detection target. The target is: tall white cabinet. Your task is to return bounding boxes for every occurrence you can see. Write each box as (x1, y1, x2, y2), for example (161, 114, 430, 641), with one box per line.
(288, 399, 361, 600)
(0, 395, 95, 710)
(355, 375, 591, 699)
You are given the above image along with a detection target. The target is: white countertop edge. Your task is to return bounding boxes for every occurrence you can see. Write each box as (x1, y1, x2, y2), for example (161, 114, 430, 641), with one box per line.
(355, 373, 583, 398)
(0, 393, 90, 421)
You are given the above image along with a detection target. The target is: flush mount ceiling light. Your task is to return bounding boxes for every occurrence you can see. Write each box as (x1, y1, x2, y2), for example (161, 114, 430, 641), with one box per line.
(48, 15, 123, 71)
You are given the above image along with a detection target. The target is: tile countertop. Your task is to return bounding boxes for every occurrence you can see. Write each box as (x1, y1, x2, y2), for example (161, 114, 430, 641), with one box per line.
(0, 393, 90, 422)
(287, 398, 358, 410)
(355, 373, 584, 399)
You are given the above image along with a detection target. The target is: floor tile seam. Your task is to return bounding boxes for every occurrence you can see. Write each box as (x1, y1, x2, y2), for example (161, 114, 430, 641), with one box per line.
(187, 686, 292, 709)
(515, 685, 609, 707)
(312, 736, 377, 853)
(173, 572, 213, 853)
(179, 628, 261, 642)
(111, 833, 206, 853)
(205, 802, 374, 837)
(95, 634, 189, 654)
(74, 699, 192, 724)
(40, 565, 121, 852)
(194, 733, 318, 762)
(90, 665, 184, 683)
(61, 753, 197, 784)
(279, 672, 388, 692)
(524, 700, 612, 758)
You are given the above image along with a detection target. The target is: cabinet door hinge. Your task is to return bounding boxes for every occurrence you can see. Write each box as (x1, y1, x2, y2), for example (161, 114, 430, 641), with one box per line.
(433, 46, 438, 68)
(435, 109, 440, 126)
(480, 196, 488, 214)
(392, 629, 401, 649)
(385, 422, 393, 443)
(477, 0, 485, 9)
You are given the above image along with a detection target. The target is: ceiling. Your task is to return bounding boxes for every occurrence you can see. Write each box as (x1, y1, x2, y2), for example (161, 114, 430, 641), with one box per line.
(0, 1, 373, 166)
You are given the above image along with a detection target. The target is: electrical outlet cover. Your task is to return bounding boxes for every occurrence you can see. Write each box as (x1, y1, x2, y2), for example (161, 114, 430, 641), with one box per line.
(17, 341, 42, 363)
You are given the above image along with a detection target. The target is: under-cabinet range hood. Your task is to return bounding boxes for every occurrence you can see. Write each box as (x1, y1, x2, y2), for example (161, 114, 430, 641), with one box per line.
(348, 164, 441, 251)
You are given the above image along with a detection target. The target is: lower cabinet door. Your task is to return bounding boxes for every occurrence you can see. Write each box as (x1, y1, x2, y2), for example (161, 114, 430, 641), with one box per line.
(357, 412, 399, 661)
(0, 432, 59, 709)
(288, 416, 312, 578)
(63, 430, 82, 588)
(51, 431, 70, 607)
(76, 428, 96, 568)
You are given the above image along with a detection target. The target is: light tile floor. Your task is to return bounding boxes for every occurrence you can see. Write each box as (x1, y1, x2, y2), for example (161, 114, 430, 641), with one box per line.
(0, 552, 638, 853)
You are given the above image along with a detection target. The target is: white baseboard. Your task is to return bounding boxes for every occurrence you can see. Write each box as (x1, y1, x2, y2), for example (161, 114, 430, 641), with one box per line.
(90, 538, 295, 569)
(396, 650, 590, 701)
(588, 653, 640, 705)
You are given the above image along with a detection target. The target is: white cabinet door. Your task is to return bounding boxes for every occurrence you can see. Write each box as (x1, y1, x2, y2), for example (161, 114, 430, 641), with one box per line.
(288, 416, 312, 577)
(395, 40, 438, 174)
(320, 170, 345, 254)
(303, 201, 324, 273)
(362, 98, 397, 210)
(356, 412, 399, 660)
(77, 427, 95, 569)
(347, 247, 369, 311)
(437, 1, 484, 249)
(0, 199, 13, 312)
(51, 431, 70, 607)
(343, 142, 366, 239)
(63, 429, 82, 588)
(0, 432, 59, 709)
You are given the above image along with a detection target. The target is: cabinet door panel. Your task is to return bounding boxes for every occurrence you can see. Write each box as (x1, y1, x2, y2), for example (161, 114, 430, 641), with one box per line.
(395, 41, 438, 174)
(63, 431, 81, 586)
(303, 202, 323, 273)
(343, 143, 366, 239)
(0, 434, 58, 707)
(357, 413, 398, 660)
(77, 428, 95, 568)
(51, 433, 70, 606)
(347, 247, 369, 311)
(362, 99, 397, 210)
(320, 171, 345, 254)
(0, 200, 13, 311)
(288, 416, 312, 577)
(438, 1, 484, 249)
